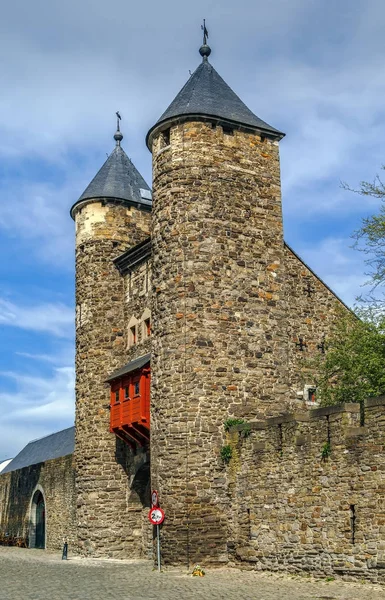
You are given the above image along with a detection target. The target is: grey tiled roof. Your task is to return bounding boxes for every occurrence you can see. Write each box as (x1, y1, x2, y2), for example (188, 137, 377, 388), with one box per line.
(1, 427, 75, 474)
(105, 353, 151, 383)
(147, 59, 284, 147)
(71, 145, 151, 217)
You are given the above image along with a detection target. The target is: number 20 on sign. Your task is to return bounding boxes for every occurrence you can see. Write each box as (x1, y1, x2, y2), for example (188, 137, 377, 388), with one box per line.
(148, 507, 165, 525)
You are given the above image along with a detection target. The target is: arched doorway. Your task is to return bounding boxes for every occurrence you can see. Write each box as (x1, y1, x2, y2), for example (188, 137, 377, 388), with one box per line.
(30, 490, 46, 549)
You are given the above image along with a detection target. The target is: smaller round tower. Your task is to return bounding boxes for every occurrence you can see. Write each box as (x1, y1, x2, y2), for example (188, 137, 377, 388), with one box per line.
(71, 121, 151, 557)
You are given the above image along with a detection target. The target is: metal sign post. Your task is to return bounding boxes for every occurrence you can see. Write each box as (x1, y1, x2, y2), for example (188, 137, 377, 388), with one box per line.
(156, 524, 161, 572)
(149, 494, 165, 573)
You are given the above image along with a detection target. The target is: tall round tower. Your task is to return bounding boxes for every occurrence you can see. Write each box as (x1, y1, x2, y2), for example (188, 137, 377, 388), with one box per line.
(71, 124, 151, 556)
(147, 38, 290, 564)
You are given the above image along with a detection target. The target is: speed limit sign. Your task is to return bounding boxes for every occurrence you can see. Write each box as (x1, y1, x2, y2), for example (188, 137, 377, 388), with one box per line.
(148, 507, 165, 525)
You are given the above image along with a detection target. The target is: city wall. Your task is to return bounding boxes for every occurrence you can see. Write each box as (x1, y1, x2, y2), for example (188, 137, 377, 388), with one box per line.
(0, 455, 75, 551)
(227, 397, 385, 583)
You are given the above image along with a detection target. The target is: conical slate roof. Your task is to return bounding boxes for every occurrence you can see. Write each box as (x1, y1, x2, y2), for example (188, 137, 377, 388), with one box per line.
(71, 139, 151, 218)
(147, 54, 284, 148)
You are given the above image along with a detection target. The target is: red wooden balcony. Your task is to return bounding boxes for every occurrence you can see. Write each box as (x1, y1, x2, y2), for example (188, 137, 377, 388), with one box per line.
(107, 354, 150, 448)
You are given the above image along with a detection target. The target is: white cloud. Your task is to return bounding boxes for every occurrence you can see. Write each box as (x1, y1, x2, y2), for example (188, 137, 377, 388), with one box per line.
(0, 298, 73, 338)
(0, 365, 74, 459)
(15, 348, 74, 365)
(245, 57, 385, 219)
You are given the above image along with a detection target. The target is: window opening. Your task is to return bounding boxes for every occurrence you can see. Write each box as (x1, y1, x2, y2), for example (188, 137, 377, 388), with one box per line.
(278, 424, 283, 456)
(308, 387, 317, 403)
(222, 125, 234, 136)
(144, 318, 151, 338)
(134, 381, 140, 396)
(114, 389, 120, 403)
(350, 505, 356, 544)
(130, 325, 137, 345)
(124, 386, 129, 400)
(162, 128, 170, 146)
(247, 508, 252, 540)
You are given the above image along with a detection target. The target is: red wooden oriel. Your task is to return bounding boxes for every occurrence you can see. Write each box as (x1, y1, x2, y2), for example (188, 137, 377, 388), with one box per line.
(109, 365, 150, 447)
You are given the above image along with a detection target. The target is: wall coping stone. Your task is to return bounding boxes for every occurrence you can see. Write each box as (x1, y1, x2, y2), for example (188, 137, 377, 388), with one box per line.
(310, 403, 360, 418)
(230, 397, 385, 437)
(365, 396, 385, 408)
(266, 414, 295, 426)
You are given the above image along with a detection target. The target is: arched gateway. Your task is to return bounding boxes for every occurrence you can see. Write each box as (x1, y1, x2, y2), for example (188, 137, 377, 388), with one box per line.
(30, 488, 46, 549)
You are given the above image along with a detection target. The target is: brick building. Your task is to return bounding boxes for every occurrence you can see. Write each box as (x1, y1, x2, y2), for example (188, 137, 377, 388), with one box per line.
(1, 34, 385, 582)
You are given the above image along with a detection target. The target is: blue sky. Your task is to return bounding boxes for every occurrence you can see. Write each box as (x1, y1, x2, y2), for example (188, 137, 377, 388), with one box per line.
(1, 0, 384, 459)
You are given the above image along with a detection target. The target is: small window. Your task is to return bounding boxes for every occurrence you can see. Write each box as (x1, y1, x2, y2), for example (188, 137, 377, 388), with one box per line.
(162, 128, 170, 146)
(144, 318, 151, 338)
(134, 381, 140, 396)
(124, 386, 129, 400)
(114, 389, 120, 403)
(222, 125, 234, 136)
(308, 388, 317, 403)
(130, 325, 137, 345)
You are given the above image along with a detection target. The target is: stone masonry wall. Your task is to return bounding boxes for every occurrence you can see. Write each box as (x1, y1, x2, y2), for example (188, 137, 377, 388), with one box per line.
(150, 121, 292, 566)
(284, 244, 348, 401)
(228, 398, 385, 583)
(74, 199, 151, 558)
(123, 256, 152, 364)
(0, 455, 75, 551)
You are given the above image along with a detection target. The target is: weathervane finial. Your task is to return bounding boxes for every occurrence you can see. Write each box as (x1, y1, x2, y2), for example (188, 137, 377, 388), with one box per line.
(114, 111, 123, 146)
(199, 19, 211, 61)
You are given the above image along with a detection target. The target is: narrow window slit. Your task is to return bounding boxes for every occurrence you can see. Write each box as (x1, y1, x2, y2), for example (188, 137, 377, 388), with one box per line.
(247, 508, 252, 539)
(278, 424, 283, 456)
(162, 128, 170, 146)
(350, 505, 356, 544)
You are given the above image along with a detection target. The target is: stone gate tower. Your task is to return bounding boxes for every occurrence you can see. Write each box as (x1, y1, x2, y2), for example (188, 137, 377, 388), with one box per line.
(147, 40, 290, 564)
(71, 126, 151, 555)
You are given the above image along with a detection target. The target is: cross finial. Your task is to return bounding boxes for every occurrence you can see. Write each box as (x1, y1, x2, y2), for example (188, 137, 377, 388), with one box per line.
(114, 111, 123, 146)
(201, 19, 208, 45)
(199, 19, 211, 61)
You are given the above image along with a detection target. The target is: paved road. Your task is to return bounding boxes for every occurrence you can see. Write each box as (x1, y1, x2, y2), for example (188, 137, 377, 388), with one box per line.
(0, 546, 384, 600)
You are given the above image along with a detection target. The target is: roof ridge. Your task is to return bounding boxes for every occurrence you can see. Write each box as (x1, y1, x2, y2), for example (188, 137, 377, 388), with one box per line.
(26, 425, 75, 446)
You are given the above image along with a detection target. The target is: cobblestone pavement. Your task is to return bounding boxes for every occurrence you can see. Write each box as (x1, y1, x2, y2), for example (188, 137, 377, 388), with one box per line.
(0, 547, 384, 600)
